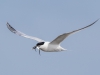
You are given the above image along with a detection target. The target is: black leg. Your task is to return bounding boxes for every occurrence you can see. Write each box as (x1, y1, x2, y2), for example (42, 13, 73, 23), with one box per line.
(39, 50, 41, 55)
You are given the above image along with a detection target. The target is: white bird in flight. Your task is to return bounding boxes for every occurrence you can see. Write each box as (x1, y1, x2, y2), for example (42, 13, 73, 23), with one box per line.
(7, 19, 99, 55)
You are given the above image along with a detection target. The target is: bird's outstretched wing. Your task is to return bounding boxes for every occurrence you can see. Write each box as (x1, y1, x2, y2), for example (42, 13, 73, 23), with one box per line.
(7, 22, 44, 42)
(50, 19, 99, 45)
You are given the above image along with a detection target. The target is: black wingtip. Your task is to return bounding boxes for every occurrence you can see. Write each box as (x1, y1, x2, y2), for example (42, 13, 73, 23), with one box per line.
(90, 18, 99, 25)
(96, 18, 99, 22)
(6, 22, 11, 29)
(6, 22, 16, 33)
(6, 22, 10, 26)
(6, 23, 9, 27)
(92, 18, 99, 23)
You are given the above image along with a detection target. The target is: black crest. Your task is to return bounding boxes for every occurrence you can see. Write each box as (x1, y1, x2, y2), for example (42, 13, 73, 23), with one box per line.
(36, 42, 45, 46)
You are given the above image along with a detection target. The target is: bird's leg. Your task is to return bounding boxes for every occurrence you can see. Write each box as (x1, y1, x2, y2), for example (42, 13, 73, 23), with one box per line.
(39, 49, 41, 55)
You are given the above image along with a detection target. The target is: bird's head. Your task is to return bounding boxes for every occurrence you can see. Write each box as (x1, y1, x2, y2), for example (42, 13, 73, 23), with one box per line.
(33, 42, 45, 50)
(33, 42, 45, 55)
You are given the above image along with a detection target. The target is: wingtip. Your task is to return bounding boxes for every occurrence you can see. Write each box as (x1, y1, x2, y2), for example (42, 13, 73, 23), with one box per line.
(6, 22, 9, 28)
(96, 18, 100, 22)
(6, 22, 10, 26)
(6, 22, 17, 32)
(91, 18, 99, 25)
(6, 22, 8, 24)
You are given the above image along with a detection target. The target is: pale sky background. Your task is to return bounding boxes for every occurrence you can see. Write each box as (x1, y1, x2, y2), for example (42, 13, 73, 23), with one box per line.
(0, 0, 100, 75)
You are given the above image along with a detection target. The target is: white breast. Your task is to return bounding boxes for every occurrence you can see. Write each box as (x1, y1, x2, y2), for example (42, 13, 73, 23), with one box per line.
(39, 42, 62, 52)
(39, 42, 50, 51)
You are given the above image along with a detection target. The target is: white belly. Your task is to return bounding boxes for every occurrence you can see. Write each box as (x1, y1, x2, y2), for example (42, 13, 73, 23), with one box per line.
(39, 42, 65, 52)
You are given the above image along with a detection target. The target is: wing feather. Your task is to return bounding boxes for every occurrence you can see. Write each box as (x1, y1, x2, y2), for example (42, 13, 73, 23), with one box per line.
(50, 19, 99, 44)
(7, 22, 44, 42)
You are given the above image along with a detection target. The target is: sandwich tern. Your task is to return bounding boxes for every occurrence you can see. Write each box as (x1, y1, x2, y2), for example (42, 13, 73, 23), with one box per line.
(7, 19, 99, 55)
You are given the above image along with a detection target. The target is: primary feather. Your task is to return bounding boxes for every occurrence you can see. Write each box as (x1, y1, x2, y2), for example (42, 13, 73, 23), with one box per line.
(6, 22, 44, 42)
(50, 19, 99, 44)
